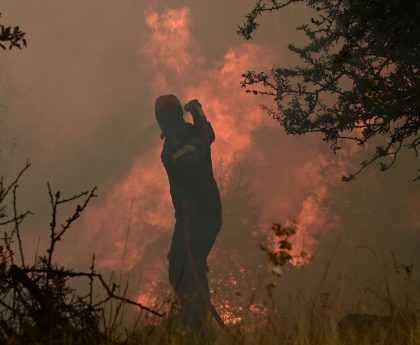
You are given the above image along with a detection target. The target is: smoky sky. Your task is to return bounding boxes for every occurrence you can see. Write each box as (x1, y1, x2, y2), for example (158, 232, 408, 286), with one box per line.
(0, 0, 419, 319)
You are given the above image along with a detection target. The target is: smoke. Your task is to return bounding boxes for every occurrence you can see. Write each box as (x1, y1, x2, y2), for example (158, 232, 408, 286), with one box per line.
(144, 8, 192, 75)
(48, 6, 357, 320)
(1, 0, 418, 322)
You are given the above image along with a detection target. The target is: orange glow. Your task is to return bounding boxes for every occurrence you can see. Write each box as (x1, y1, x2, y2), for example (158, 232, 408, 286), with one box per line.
(137, 291, 158, 308)
(76, 147, 172, 273)
(144, 8, 192, 75)
(71, 5, 358, 317)
(210, 263, 267, 325)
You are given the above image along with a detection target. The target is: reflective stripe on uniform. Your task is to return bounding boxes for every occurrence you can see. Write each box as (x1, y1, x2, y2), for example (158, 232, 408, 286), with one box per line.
(172, 144, 197, 160)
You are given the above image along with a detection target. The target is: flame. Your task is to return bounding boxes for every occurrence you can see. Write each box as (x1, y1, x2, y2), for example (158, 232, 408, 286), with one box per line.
(184, 43, 273, 183)
(137, 292, 158, 308)
(74, 147, 172, 273)
(68, 5, 358, 320)
(210, 263, 267, 325)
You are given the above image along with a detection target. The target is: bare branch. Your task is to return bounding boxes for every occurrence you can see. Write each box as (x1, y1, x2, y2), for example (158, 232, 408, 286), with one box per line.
(12, 185, 26, 267)
(46, 183, 97, 275)
(0, 160, 31, 204)
(20, 267, 164, 318)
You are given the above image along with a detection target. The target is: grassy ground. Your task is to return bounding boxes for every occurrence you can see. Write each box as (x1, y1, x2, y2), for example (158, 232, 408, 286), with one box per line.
(1, 167, 419, 344)
(4, 292, 418, 345)
(2, 248, 420, 345)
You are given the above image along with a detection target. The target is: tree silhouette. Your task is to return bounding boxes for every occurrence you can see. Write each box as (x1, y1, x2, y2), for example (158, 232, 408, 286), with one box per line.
(238, 0, 420, 181)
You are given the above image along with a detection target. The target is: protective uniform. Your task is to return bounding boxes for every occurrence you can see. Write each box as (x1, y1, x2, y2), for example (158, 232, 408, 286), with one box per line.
(156, 95, 222, 332)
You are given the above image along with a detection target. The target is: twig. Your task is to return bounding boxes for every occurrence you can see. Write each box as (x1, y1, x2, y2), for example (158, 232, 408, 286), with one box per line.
(46, 183, 97, 276)
(0, 160, 30, 204)
(89, 253, 95, 307)
(12, 185, 26, 267)
(33, 235, 40, 267)
(21, 267, 163, 317)
(121, 200, 133, 270)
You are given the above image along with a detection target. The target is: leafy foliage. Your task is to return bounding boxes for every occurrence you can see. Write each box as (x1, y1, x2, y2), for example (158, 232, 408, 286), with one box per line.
(238, 0, 420, 181)
(0, 13, 26, 50)
(260, 222, 296, 279)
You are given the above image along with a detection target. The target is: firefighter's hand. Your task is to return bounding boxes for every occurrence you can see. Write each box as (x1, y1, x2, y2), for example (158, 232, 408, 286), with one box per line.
(184, 99, 202, 112)
(182, 200, 196, 217)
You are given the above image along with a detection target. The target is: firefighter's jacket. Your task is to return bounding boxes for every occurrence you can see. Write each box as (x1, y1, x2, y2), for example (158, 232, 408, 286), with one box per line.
(161, 120, 221, 221)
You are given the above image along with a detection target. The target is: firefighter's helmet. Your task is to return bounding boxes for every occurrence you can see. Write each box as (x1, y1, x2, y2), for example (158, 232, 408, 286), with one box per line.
(155, 94, 183, 126)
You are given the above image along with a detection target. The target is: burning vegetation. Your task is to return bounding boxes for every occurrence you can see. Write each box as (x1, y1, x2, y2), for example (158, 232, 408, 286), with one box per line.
(1, 164, 419, 344)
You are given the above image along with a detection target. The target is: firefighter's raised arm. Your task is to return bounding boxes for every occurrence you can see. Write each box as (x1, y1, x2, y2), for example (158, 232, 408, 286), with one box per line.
(184, 99, 215, 146)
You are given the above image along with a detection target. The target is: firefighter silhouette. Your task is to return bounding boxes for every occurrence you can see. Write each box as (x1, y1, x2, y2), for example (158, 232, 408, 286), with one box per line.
(155, 94, 223, 333)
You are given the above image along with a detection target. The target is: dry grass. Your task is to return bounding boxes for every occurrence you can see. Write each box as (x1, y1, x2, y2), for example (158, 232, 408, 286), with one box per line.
(1, 164, 420, 345)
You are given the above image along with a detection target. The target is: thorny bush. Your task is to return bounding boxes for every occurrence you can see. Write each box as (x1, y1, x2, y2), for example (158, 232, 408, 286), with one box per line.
(0, 162, 161, 345)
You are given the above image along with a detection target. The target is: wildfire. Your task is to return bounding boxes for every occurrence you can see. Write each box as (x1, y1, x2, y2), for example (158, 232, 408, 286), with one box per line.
(68, 4, 358, 324)
(144, 7, 192, 74)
